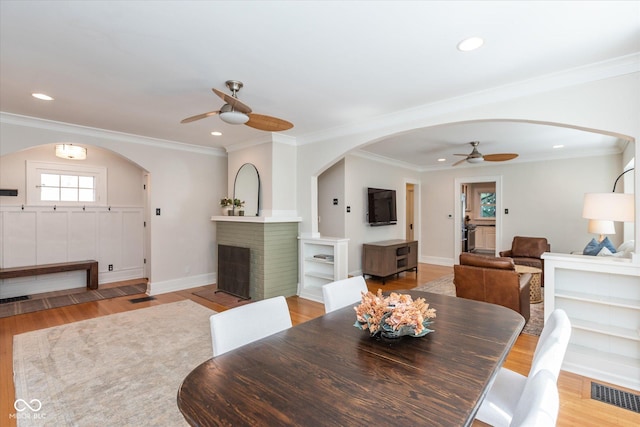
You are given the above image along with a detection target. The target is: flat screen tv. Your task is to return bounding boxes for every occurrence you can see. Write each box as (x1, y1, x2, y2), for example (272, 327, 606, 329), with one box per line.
(367, 187, 397, 226)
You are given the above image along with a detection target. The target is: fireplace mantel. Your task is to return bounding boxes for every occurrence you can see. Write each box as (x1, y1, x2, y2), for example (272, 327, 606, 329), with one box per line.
(211, 216, 302, 223)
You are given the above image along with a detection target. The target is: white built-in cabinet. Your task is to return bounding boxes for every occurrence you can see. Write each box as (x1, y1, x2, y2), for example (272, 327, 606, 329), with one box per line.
(542, 253, 640, 391)
(298, 236, 349, 303)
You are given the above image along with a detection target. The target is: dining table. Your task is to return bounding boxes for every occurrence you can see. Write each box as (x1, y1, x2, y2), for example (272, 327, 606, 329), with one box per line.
(177, 290, 525, 426)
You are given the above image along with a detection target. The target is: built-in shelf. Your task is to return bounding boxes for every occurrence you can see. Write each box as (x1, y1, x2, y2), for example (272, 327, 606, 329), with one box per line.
(543, 252, 640, 391)
(555, 290, 640, 310)
(298, 236, 349, 303)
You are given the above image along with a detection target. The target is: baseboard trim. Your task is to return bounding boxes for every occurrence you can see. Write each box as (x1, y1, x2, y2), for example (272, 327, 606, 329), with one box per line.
(148, 273, 216, 296)
(420, 256, 454, 266)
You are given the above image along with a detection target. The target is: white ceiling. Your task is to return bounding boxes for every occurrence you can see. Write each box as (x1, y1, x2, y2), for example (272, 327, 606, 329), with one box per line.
(1, 1, 638, 168)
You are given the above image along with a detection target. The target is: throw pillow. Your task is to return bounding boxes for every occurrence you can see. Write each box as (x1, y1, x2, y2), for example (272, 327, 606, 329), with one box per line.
(597, 246, 613, 256)
(583, 237, 617, 256)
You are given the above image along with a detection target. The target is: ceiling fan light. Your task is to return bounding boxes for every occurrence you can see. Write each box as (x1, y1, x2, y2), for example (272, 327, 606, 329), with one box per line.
(219, 110, 249, 125)
(467, 157, 484, 163)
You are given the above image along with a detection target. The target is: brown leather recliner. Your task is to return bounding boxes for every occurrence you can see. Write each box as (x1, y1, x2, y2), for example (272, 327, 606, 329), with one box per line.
(454, 253, 531, 323)
(500, 236, 550, 287)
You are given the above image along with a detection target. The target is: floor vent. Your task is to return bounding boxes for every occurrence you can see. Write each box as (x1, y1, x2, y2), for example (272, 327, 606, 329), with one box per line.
(129, 296, 156, 304)
(0, 295, 30, 304)
(591, 382, 640, 413)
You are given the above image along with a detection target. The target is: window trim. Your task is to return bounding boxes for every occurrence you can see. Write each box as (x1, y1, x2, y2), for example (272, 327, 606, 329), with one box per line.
(26, 161, 107, 206)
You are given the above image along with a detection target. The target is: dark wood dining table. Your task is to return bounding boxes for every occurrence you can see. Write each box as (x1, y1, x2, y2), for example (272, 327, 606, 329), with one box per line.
(177, 290, 525, 427)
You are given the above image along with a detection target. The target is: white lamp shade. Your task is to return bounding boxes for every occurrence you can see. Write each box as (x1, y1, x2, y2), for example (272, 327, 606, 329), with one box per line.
(583, 193, 634, 222)
(587, 219, 615, 235)
(55, 144, 86, 160)
(467, 157, 484, 164)
(219, 110, 249, 125)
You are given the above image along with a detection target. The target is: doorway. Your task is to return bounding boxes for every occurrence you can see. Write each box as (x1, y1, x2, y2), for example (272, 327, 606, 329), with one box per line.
(454, 176, 502, 263)
(406, 183, 415, 240)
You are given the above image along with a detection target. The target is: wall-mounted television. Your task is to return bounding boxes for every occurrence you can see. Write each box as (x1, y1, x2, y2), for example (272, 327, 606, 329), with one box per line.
(367, 187, 397, 226)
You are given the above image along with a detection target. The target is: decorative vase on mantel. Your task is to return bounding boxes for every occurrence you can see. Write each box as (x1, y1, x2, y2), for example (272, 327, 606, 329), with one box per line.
(220, 197, 234, 216)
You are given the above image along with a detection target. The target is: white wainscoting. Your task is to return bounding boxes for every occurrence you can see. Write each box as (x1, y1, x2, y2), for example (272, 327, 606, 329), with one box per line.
(0, 205, 144, 298)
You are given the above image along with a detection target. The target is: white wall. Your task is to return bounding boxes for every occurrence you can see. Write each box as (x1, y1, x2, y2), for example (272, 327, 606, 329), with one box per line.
(0, 114, 227, 295)
(344, 154, 421, 274)
(227, 135, 297, 217)
(318, 158, 345, 238)
(420, 154, 623, 266)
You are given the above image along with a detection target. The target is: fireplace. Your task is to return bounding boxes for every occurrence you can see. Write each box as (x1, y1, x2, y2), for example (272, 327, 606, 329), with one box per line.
(212, 217, 299, 300)
(216, 244, 251, 300)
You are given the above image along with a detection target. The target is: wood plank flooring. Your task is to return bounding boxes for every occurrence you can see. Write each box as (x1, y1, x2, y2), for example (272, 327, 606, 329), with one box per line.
(1, 266, 638, 426)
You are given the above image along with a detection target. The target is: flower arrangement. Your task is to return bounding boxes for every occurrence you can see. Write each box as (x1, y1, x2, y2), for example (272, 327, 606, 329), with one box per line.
(233, 198, 244, 208)
(220, 197, 233, 208)
(354, 289, 436, 338)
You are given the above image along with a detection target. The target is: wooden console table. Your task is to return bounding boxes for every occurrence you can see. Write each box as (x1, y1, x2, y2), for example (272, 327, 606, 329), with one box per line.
(362, 239, 417, 283)
(0, 260, 99, 290)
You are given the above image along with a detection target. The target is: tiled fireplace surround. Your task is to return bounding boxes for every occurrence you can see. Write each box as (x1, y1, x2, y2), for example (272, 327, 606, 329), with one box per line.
(213, 217, 299, 301)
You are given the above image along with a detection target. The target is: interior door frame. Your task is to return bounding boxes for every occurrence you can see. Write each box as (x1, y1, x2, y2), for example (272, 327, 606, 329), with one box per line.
(454, 175, 502, 264)
(404, 178, 420, 244)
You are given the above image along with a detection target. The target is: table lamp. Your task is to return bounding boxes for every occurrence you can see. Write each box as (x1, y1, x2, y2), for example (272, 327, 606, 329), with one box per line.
(587, 219, 615, 243)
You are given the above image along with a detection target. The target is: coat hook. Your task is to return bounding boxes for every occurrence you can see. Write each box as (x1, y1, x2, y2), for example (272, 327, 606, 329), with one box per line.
(53, 205, 57, 211)
(108, 206, 111, 211)
(83, 205, 86, 211)
(21, 204, 24, 210)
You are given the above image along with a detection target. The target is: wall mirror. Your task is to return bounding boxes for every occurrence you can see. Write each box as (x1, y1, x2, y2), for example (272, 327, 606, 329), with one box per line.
(233, 163, 260, 216)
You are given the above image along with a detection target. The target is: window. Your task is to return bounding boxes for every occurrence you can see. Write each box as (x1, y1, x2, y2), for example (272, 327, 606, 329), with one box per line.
(40, 173, 96, 202)
(479, 192, 496, 218)
(27, 161, 107, 206)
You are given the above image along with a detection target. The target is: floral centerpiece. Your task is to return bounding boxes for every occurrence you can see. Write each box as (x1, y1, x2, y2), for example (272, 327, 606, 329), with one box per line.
(220, 197, 233, 208)
(354, 289, 436, 338)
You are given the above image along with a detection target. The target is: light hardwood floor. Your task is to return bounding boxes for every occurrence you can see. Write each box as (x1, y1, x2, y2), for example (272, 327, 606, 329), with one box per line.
(1, 264, 638, 426)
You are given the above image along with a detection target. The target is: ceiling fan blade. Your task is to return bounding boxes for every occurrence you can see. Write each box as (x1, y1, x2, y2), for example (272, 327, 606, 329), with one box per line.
(452, 158, 468, 167)
(212, 88, 252, 114)
(484, 153, 519, 162)
(453, 153, 469, 156)
(245, 113, 293, 132)
(180, 111, 220, 124)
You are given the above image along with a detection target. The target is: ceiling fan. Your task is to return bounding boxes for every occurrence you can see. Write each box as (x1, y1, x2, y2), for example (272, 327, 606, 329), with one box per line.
(181, 80, 293, 132)
(452, 141, 518, 166)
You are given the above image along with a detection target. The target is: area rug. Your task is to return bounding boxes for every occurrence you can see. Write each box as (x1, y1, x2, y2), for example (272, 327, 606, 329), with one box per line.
(13, 300, 215, 426)
(0, 283, 148, 318)
(414, 274, 543, 336)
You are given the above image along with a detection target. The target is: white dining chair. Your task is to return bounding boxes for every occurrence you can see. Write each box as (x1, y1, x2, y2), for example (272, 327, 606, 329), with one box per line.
(209, 295, 292, 357)
(322, 275, 368, 313)
(475, 309, 571, 426)
(509, 369, 559, 426)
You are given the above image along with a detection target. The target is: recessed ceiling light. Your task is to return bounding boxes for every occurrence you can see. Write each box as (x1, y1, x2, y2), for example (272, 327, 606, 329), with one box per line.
(457, 37, 484, 52)
(437, 158, 447, 162)
(32, 93, 54, 101)
(553, 144, 564, 149)
(211, 131, 222, 136)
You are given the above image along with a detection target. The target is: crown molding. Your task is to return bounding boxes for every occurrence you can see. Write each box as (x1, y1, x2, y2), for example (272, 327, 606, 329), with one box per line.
(298, 53, 640, 146)
(0, 112, 227, 157)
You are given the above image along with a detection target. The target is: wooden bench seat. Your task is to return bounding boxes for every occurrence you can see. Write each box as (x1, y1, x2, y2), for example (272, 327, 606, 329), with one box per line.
(0, 260, 98, 290)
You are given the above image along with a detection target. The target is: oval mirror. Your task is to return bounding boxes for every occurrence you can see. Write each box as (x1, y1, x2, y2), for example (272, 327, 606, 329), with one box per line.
(233, 163, 260, 216)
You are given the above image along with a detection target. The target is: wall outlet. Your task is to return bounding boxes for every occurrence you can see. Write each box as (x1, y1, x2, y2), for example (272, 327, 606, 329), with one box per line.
(156, 208, 161, 215)
(108, 264, 113, 271)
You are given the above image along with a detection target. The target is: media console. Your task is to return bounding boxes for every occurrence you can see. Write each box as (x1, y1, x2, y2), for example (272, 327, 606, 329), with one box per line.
(362, 239, 418, 283)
